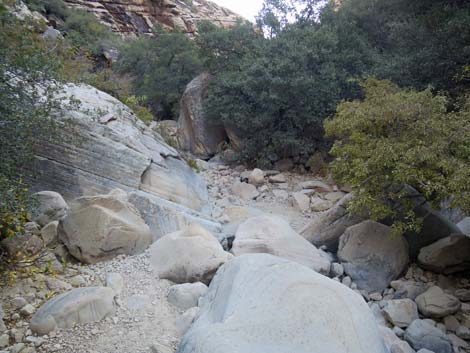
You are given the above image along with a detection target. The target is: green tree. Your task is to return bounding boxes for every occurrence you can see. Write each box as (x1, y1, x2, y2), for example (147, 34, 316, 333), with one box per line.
(116, 27, 202, 120)
(325, 79, 470, 234)
(0, 7, 64, 239)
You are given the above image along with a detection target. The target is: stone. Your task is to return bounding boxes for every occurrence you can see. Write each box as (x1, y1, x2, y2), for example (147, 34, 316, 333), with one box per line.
(9, 343, 25, 353)
(383, 299, 419, 328)
(247, 169, 265, 186)
(176, 307, 200, 336)
(29, 83, 213, 241)
(178, 254, 388, 353)
(232, 215, 331, 275)
(0, 334, 8, 349)
(443, 315, 460, 332)
(177, 73, 226, 158)
(455, 289, 470, 302)
(268, 174, 287, 183)
(59, 189, 152, 264)
(299, 180, 333, 193)
(310, 196, 334, 212)
(30, 287, 115, 335)
(32, 191, 68, 226)
(404, 319, 452, 353)
(416, 350, 434, 353)
(338, 221, 409, 292)
(150, 342, 174, 353)
(42, 26, 62, 40)
(399, 185, 462, 258)
(272, 189, 289, 200)
(457, 217, 470, 236)
(0, 233, 44, 257)
(11, 297, 28, 310)
(418, 234, 470, 274)
(324, 191, 346, 203)
(301, 193, 362, 251)
(20, 304, 35, 316)
(46, 278, 72, 292)
(330, 262, 344, 277)
(106, 273, 124, 295)
(415, 286, 461, 319)
(448, 333, 469, 350)
(291, 192, 310, 212)
(391, 280, 428, 300)
(150, 223, 232, 284)
(456, 325, 470, 339)
(231, 181, 260, 201)
(378, 326, 415, 353)
(0, 305, 5, 332)
(40, 221, 59, 246)
(168, 283, 208, 310)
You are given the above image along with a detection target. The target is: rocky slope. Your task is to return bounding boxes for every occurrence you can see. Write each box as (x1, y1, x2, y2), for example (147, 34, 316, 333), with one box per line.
(62, 0, 241, 35)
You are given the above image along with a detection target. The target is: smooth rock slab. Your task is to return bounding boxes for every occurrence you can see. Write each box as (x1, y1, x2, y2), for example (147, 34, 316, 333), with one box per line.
(404, 319, 452, 353)
(30, 287, 115, 335)
(177, 254, 388, 353)
(415, 286, 461, 318)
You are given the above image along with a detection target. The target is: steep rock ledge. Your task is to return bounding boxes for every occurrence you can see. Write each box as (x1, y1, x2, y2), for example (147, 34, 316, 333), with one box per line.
(63, 0, 241, 35)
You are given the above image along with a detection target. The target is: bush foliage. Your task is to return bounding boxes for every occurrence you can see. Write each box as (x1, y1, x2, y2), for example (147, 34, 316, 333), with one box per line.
(325, 79, 470, 234)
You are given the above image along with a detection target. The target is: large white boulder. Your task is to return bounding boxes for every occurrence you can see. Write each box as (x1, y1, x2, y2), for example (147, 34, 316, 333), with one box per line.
(338, 220, 409, 292)
(150, 224, 232, 284)
(177, 254, 388, 353)
(29, 83, 214, 240)
(59, 189, 152, 264)
(232, 215, 331, 275)
(30, 287, 115, 335)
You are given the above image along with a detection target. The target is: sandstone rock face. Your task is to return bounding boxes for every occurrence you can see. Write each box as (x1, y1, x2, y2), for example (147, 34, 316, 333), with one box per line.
(59, 189, 153, 264)
(30, 287, 115, 335)
(415, 286, 461, 318)
(301, 193, 362, 251)
(177, 254, 388, 353)
(418, 233, 470, 274)
(30, 83, 215, 240)
(63, 0, 240, 35)
(233, 215, 331, 275)
(177, 73, 227, 158)
(338, 220, 409, 292)
(32, 191, 68, 226)
(150, 223, 232, 284)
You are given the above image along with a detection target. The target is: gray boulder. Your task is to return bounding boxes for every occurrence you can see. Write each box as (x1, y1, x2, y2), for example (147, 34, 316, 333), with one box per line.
(457, 217, 470, 236)
(415, 286, 461, 319)
(150, 223, 232, 284)
(404, 319, 452, 353)
(29, 83, 214, 240)
(231, 181, 259, 201)
(383, 299, 419, 328)
(177, 73, 226, 158)
(30, 287, 115, 335)
(418, 234, 470, 274)
(32, 191, 68, 226)
(301, 193, 362, 252)
(59, 189, 152, 264)
(168, 283, 208, 310)
(232, 215, 331, 275)
(338, 221, 409, 292)
(177, 254, 388, 353)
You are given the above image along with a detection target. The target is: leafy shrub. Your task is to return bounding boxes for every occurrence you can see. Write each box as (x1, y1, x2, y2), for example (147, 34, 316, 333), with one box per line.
(25, 0, 69, 20)
(116, 27, 202, 120)
(325, 79, 470, 234)
(123, 95, 155, 124)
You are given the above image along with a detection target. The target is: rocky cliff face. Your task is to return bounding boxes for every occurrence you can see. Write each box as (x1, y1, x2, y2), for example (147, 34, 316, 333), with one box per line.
(63, 0, 241, 35)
